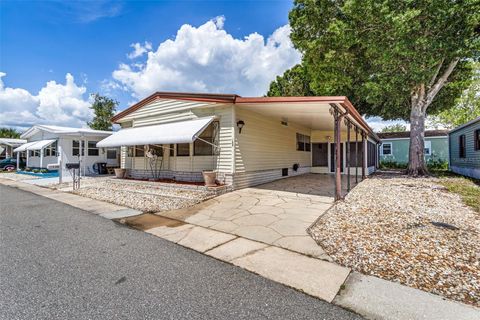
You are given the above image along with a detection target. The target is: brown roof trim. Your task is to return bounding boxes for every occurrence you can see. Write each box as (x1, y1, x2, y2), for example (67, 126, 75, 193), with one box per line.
(111, 92, 239, 122)
(377, 130, 449, 139)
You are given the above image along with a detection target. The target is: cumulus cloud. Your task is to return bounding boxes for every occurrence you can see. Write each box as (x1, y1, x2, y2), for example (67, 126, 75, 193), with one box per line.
(127, 41, 153, 59)
(0, 73, 92, 130)
(112, 17, 302, 99)
(365, 116, 410, 132)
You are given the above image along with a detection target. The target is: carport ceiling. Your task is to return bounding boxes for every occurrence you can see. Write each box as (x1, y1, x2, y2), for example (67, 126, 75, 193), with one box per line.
(238, 102, 356, 131)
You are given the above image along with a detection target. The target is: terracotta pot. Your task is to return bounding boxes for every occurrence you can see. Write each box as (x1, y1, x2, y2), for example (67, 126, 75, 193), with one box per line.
(202, 171, 217, 187)
(114, 168, 126, 179)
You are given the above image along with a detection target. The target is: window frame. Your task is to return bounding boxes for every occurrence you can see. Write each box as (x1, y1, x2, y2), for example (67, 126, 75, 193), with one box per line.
(87, 141, 100, 156)
(381, 142, 392, 155)
(475, 129, 480, 151)
(424, 140, 432, 156)
(106, 149, 117, 159)
(296, 133, 311, 152)
(134, 145, 145, 157)
(459, 134, 466, 158)
(176, 143, 190, 157)
(72, 140, 85, 156)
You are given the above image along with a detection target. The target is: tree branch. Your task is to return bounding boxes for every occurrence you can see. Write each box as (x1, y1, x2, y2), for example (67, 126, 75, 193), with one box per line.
(428, 58, 445, 89)
(424, 58, 460, 112)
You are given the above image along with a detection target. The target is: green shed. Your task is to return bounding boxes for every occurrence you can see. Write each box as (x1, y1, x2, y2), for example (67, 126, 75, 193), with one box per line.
(378, 130, 449, 166)
(448, 117, 480, 179)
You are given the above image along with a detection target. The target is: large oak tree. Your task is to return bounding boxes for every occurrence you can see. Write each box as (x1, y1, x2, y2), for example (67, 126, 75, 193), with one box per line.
(272, 0, 479, 175)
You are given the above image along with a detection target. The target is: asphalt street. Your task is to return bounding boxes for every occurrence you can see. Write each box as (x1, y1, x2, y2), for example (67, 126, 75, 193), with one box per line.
(0, 184, 362, 319)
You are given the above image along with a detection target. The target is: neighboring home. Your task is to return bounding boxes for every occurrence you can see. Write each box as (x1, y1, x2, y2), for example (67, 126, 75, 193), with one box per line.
(448, 117, 480, 179)
(378, 130, 449, 165)
(97, 92, 380, 198)
(13, 125, 119, 177)
(0, 138, 26, 160)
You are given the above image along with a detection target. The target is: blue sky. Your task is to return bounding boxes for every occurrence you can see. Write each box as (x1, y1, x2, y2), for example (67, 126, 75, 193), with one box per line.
(0, 0, 298, 128)
(0, 0, 400, 131)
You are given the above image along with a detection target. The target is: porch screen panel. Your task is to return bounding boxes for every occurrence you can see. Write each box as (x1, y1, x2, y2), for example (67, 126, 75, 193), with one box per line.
(348, 142, 362, 167)
(312, 143, 328, 166)
(367, 141, 376, 167)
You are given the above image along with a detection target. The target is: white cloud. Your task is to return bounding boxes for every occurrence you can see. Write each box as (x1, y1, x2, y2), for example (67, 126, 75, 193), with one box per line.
(127, 41, 153, 59)
(0, 73, 92, 130)
(112, 17, 301, 99)
(364, 116, 410, 132)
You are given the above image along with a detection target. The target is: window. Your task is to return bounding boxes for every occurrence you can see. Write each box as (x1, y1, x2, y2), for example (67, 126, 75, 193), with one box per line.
(72, 140, 85, 156)
(29, 150, 38, 157)
(87, 141, 99, 156)
(147, 145, 163, 157)
(296, 133, 311, 152)
(381, 143, 392, 155)
(348, 142, 362, 166)
(44, 141, 57, 157)
(424, 141, 431, 155)
(177, 143, 190, 156)
(367, 141, 376, 167)
(459, 134, 466, 158)
(475, 129, 480, 151)
(106, 149, 117, 159)
(169, 144, 174, 157)
(134, 145, 144, 157)
(194, 122, 216, 156)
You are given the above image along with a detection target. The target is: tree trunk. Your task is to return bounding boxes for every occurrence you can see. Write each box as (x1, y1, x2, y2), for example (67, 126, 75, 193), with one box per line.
(407, 99, 428, 176)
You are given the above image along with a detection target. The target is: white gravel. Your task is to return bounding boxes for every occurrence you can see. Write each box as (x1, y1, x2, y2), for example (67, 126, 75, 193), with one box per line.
(309, 174, 480, 307)
(70, 178, 216, 213)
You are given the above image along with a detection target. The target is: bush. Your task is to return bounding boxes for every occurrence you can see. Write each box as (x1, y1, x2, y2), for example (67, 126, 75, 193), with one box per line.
(380, 159, 408, 169)
(32, 169, 40, 173)
(24, 167, 32, 172)
(426, 158, 448, 170)
(39, 169, 49, 173)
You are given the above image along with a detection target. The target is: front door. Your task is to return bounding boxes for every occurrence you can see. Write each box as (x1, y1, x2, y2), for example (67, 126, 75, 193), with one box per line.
(312, 143, 328, 167)
(330, 143, 344, 172)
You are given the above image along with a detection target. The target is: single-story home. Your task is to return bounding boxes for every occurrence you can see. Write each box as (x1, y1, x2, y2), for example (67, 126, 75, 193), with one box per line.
(448, 117, 480, 179)
(97, 92, 380, 199)
(0, 138, 26, 160)
(378, 130, 449, 165)
(14, 125, 119, 177)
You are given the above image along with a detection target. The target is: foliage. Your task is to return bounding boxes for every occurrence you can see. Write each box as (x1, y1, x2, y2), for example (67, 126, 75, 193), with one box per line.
(288, 0, 478, 120)
(430, 62, 480, 129)
(87, 93, 118, 131)
(379, 159, 408, 170)
(426, 158, 448, 170)
(267, 64, 315, 97)
(0, 127, 21, 138)
(380, 124, 407, 133)
(39, 169, 48, 173)
(32, 169, 40, 173)
(438, 175, 480, 213)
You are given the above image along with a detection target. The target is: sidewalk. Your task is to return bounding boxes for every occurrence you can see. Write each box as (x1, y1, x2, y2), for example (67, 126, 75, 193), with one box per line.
(1, 177, 479, 320)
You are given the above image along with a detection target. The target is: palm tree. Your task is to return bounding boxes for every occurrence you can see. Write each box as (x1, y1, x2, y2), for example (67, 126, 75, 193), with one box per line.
(0, 127, 21, 138)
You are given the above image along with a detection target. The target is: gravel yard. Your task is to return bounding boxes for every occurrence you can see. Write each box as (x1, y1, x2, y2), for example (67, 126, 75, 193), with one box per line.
(309, 174, 480, 307)
(71, 178, 217, 213)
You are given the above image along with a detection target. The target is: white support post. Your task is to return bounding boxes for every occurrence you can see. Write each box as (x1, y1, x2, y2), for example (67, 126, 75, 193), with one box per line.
(26, 150, 29, 168)
(58, 145, 63, 184)
(16, 151, 20, 171)
(40, 148, 44, 169)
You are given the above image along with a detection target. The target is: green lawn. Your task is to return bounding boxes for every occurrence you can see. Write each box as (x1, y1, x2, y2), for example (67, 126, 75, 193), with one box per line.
(434, 171, 480, 214)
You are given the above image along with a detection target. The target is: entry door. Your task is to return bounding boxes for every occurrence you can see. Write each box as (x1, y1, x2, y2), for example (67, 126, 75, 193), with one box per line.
(330, 143, 344, 172)
(312, 143, 328, 167)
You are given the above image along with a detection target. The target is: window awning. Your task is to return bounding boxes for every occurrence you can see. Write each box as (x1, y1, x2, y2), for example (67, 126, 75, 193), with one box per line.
(96, 117, 215, 148)
(13, 139, 56, 152)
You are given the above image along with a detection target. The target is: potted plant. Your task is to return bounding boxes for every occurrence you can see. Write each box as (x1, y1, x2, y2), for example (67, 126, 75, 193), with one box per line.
(114, 168, 126, 178)
(202, 170, 217, 187)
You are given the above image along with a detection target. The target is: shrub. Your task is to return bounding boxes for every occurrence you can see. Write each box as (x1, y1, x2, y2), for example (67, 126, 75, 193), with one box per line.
(24, 167, 32, 172)
(427, 158, 448, 170)
(39, 169, 49, 173)
(380, 159, 407, 169)
(32, 169, 40, 173)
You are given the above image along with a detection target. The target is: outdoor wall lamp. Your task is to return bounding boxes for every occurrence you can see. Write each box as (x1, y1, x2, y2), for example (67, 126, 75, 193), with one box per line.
(237, 120, 245, 134)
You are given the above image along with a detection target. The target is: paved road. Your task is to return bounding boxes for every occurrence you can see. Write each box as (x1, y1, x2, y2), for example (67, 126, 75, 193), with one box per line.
(0, 184, 362, 320)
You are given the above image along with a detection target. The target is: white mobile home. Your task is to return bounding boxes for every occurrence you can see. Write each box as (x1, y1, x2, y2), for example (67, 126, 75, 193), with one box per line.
(0, 138, 26, 160)
(14, 125, 119, 176)
(98, 92, 380, 199)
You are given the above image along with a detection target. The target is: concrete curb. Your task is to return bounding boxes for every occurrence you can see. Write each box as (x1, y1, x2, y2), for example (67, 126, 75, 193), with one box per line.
(2, 177, 479, 319)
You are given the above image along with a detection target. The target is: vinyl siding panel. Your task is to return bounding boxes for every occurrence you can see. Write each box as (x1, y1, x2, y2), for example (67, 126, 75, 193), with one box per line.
(449, 120, 480, 179)
(234, 107, 312, 173)
(379, 137, 449, 164)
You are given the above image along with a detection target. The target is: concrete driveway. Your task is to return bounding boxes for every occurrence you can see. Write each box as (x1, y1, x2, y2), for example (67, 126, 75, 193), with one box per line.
(159, 174, 354, 260)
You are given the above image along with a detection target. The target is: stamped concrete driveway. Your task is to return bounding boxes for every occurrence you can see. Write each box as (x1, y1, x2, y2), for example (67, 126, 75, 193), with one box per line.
(159, 174, 355, 260)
